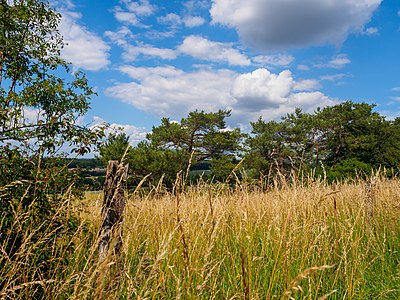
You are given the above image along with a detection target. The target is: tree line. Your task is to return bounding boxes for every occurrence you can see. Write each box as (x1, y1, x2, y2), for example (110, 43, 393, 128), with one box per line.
(98, 102, 400, 187)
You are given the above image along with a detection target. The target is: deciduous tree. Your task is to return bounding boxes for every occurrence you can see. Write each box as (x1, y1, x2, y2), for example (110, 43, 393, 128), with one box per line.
(0, 1, 104, 288)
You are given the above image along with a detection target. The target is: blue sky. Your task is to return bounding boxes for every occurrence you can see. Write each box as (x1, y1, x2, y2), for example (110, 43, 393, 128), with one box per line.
(53, 0, 400, 144)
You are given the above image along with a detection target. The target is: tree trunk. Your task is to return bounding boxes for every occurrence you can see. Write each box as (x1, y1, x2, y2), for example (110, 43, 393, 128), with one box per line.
(98, 160, 129, 263)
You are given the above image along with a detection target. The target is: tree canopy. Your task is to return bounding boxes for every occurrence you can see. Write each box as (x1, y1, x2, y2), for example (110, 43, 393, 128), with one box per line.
(98, 110, 244, 186)
(97, 132, 130, 165)
(245, 101, 400, 181)
(0, 0, 104, 281)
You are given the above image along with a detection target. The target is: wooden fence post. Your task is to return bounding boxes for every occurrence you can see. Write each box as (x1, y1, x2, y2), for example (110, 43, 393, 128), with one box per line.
(98, 160, 129, 263)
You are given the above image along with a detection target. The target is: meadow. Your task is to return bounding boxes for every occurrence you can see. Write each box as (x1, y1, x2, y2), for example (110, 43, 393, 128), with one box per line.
(1, 175, 399, 299)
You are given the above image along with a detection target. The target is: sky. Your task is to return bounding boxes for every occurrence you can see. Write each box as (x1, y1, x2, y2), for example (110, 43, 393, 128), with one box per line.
(52, 0, 400, 144)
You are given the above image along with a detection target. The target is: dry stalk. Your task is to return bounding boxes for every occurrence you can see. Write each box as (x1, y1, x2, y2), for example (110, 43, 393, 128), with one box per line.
(364, 175, 377, 220)
(208, 188, 216, 235)
(240, 246, 250, 300)
(174, 172, 190, 275)
(282, 265, 334, 299)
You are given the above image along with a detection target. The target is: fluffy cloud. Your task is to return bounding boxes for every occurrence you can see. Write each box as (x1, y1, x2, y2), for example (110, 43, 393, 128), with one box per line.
(114, 10, 141, 26)
(121, 0, 155, 16)
(105, 66, 236, 117)
(108, 33, 248, 64)
(178, 35, 251, 66)
(183, 16, 205, 27)
(157, 13, 182, 27)
(231, 69, 294, 110)
(104, 26, 135, 47)
(210, 0, 382, 50)
(106, 66, 337, 124)
(122, 43, 177, 61)
(157, 13, 205, 28)
(105, 28, 177, 61)
(58, 11, 110, 71)
(92, 116, 147, 146)
(231, 69, 337, 122)
(113, 0, 155, 27)
(293, 79, 321, 91)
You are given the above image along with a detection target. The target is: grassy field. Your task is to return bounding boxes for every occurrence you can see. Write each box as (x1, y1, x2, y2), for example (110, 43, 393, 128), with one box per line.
(1, 176, 399, 299)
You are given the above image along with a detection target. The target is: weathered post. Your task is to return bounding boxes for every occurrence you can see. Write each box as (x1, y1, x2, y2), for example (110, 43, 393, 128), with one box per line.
(98, 160, 129, 263)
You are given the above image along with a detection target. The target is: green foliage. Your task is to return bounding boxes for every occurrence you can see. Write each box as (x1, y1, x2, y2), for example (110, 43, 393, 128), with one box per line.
(66, 157, 102, 169)
(97, 132, 131, 165)
(0, 0, 103, 155)
(0, 0, 104, 290)
(326, 158, 372, 182)
(128, 110, 243, 186)
(128, 141, 190, 187)
(315, 101, 383, 165)
(209, 156, 239, 182)
(245, 101, 400, 180)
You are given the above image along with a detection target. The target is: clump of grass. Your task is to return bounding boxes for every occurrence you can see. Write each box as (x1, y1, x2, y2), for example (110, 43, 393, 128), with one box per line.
(1, 174, 399, 299)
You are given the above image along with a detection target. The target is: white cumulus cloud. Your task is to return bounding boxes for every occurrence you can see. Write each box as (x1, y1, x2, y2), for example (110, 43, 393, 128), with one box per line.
(92, 116, 148, 146)
(293, 79, 321, 91)
(210, 0, 382, 50)
(231, 69, 294, 110)
(183, 16, 205, 27)
(230, 68, 337, 121)
(113, 0, 156, 27)
(58, 11, 110, 71)
(178, 35, 251, 66)
(121, 0, 155, 16)
(105, 66, 236, 117)
(106, 66, 337, 124)
(157, 13, 182, 27)
(157, 13, 205, 28)
(123, 43, 177, 61)
(104, 26, 136, 47)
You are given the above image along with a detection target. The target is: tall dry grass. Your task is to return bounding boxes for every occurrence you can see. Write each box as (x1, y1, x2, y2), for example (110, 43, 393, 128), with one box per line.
(1, 175, 399, 299)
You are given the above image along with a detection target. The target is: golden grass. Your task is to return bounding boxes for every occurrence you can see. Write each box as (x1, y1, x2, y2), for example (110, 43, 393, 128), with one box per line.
(75, 177, 400, 299)
(1, 177, 399, 299)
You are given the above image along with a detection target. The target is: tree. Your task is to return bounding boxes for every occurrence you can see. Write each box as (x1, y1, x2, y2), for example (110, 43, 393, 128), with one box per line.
(0, 0, 103, 292)
(128, 141, 189, 187)
(97, 132, 131, 165)
(314, 101, 384, 166)
(245, 101, 400, 181)
(245, 109, 315, 178)
(128, 110, 243, 185)
(0, 0, 101, 154)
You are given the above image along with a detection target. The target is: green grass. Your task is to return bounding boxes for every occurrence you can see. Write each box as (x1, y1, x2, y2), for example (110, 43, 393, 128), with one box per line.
(1, 177, 399, 299)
